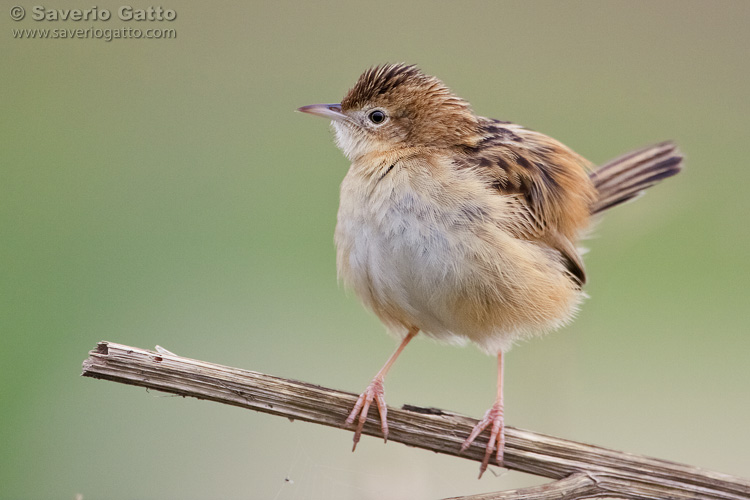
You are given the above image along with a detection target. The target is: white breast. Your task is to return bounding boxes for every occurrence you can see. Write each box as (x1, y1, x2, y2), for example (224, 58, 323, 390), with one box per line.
(334, 157, 582, 354)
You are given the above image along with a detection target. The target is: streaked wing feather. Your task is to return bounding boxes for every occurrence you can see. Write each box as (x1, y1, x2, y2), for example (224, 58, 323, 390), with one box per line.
(454, 118, 596, 285)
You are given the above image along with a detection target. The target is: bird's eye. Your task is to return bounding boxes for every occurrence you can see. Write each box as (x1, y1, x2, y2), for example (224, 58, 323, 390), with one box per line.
(368, 110, 387, 124)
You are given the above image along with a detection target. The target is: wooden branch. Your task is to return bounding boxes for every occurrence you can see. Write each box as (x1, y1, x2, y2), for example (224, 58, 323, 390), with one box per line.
(445, 472, 598, 500)
(81, 341, 750, 500)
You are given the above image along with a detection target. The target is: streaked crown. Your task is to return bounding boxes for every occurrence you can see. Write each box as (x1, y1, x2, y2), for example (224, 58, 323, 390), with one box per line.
(339, 63, 479, 150)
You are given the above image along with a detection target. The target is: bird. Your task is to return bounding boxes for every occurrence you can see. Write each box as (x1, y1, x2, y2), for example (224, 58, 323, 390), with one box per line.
(297, 63, 682, 478)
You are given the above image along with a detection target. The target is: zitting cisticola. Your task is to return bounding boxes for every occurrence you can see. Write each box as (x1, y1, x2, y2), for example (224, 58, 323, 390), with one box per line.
(298, 63, 682, 477)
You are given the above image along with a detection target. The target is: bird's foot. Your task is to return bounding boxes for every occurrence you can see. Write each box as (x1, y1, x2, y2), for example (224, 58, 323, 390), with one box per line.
(460, 400, 505, 478)
(344, 377, 388, 451)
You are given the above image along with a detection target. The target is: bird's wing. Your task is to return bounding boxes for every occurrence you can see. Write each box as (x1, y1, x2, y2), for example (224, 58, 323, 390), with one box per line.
(453, 119, 597, 285)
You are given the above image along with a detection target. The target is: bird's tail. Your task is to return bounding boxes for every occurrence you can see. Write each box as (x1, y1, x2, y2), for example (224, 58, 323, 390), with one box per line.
(589, 141, 683, 215)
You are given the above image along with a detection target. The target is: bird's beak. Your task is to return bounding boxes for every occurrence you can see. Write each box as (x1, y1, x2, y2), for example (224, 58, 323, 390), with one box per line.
(297, 103, 347, 122)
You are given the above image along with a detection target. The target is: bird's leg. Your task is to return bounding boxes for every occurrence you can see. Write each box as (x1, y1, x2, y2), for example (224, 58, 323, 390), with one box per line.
(460, 352, 505, 478)
(345, 327, 418, 451)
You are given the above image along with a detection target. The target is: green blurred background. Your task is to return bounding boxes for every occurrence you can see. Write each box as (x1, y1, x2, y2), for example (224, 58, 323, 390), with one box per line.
(2, 1, 748, 498)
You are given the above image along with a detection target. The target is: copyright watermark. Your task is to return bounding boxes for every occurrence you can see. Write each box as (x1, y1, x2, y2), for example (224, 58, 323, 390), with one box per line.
(9, 5, 177, 21)
(10, 5, 178, 41)
(10, 6, 25, 20)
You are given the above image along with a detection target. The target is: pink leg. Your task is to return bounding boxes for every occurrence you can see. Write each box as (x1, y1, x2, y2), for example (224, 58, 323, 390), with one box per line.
(345, 327, 418, 451)
(460, 352, 505, 478)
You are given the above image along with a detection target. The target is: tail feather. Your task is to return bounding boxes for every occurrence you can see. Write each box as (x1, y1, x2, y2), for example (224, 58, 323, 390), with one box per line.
(589, 141, 683, 215)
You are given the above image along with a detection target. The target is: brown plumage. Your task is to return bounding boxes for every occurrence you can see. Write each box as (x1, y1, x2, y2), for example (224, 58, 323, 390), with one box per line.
(298, 63, 682, 477)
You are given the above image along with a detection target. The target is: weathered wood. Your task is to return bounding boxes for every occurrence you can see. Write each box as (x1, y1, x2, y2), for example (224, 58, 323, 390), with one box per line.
(445, 472, 598, 500)
(82, 341, 750, 500)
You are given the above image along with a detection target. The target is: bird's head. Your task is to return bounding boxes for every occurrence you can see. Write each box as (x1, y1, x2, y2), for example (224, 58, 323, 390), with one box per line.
(298, 63, 478, 161)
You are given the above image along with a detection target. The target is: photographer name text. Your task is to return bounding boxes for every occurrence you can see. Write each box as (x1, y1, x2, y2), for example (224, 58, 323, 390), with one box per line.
(28, 6, 176, 21)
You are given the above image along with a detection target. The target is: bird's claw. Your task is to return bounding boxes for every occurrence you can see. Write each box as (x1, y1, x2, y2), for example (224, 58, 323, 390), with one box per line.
(345, 377, 388, 450)
(460, 401, 505, 478)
